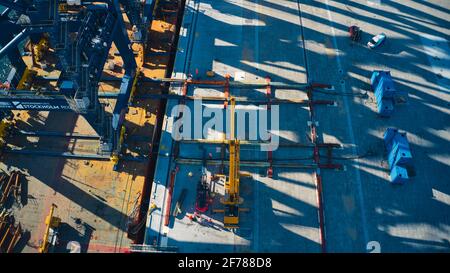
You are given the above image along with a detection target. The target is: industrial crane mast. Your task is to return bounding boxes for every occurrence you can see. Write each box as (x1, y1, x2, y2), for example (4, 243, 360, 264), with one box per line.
(217, 97, 246, 228)
(0, 0, 156, 169)
(38, 204, 61, 253)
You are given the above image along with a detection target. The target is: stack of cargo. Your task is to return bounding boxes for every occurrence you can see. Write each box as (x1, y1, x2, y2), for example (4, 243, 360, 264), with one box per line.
(371, 71, 406, 117)
(383, 128, 413, 184)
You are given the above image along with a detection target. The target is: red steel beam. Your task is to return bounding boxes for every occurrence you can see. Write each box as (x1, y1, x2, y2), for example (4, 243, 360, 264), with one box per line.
(266, 76, 272, 110)
(223, 74, 230, 108)
(307, 85, 327, 253)
(164, 168, 178, 226)
(188, 79, 227, 86)
(314, 172, 326, 253)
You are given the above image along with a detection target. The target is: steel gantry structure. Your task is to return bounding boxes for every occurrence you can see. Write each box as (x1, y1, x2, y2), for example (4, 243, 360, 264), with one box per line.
(0, 0, 155, 166)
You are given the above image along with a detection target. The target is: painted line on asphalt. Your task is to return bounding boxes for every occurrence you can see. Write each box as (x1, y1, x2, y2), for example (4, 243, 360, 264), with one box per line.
(324, 0, 370, 250)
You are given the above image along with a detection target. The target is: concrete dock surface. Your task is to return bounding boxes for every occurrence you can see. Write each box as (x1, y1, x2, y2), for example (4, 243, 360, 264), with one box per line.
(144, 0, 450, 253)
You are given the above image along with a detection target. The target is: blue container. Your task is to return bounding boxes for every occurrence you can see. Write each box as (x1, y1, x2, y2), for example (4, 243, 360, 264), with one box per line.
(390, 165, 409, 184)
(377, 98, 394, 117)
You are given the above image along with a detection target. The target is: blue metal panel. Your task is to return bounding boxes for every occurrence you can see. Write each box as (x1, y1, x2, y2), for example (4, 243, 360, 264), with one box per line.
(113, 74, 133, 131)
(112, 4, 137, 72)
(0, 95, 72, 110)
(141, 0, 155, 42)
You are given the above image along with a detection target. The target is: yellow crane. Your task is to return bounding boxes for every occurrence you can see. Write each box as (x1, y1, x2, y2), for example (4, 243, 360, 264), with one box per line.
(214, 97, 249, 228)
(38, 204, 61, 253)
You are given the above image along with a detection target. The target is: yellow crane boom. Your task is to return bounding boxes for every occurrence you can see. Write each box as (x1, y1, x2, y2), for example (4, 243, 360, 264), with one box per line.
(217, 97, 248, 228)
(38, 204, 61, 253)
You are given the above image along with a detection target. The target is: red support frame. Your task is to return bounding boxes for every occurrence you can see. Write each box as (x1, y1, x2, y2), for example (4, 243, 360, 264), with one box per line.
(224, 74, 230, 108)
(307, 85, 335, 253)
(164, 167, 179, 227)
(267, 136, 273, 178)
(173, 76, 342, 252)
(314, 172, 326, 253)
(266, 76, 272, 110)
